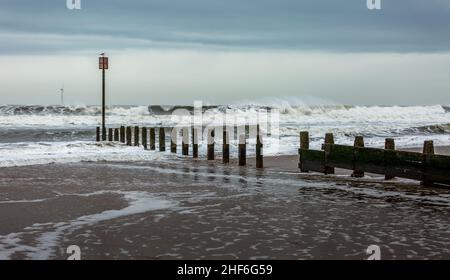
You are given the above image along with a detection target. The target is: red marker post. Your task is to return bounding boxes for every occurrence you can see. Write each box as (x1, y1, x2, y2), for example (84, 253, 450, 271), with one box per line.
(99, 55, 109, 140)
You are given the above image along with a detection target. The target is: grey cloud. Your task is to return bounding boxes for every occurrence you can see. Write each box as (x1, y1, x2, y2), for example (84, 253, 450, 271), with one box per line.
(1, 0, 450, 54)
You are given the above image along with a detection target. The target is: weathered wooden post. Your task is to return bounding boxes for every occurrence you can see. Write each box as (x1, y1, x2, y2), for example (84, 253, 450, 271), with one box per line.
(134, 126, 140, 146)
(102, 127, 107, 142)
(422, 140, 435, 186)
(108, 128, 113, 142)
(159, 127, 166, 151)
(207, 127, 215, 160)
(96, 127, 100, 142)
(245, 123, 249, 140)
(149, 128, 156, 150)
(256, 124, 263, 168)
(142, 127, 148, 149)
(238, 134, 246, 166)
(384, 138, 395, 180)
(170, 127, 177, 153)
(324, 133, 334, 174)
(423, 140, 434, 154)
(114, 128, 119, 141)
(126, 126, 132, 146)
(352, 136, 365, 178)
(120, 126, 125, 143)
(299, 131, 309, 172)
(223, 128, 230, 164)
(192, 127, 199, 158)
(182, 127, 189, 156)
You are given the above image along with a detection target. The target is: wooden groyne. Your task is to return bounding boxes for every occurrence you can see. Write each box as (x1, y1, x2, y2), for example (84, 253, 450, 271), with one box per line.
(96, 125, 264, 168)
(95, 126, 450, 187)
(299, 131, 450, 187)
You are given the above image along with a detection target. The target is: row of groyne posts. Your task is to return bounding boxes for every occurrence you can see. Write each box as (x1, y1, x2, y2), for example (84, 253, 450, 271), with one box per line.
(95, 126, 450, 186)
(96, 125, 264, 168)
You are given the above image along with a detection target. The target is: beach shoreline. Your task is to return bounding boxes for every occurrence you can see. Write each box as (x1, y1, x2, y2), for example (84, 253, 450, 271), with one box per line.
(1, 148, 449, 259)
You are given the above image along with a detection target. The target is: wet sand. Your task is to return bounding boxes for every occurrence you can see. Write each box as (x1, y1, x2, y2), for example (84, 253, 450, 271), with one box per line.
(0, 151, 449, 260)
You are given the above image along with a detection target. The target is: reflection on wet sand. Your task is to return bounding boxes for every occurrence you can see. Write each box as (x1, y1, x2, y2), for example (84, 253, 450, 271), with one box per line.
(0, 160, 449, 260)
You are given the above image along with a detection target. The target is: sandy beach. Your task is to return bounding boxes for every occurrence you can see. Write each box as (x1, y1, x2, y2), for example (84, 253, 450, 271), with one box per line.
(2, 0, 450, 269)
(1, 147, 449, 260)
(1, 106, 449, 261)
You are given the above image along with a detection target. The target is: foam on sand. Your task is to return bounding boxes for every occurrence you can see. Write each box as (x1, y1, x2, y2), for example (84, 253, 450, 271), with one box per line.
(0, 190, 177, 260)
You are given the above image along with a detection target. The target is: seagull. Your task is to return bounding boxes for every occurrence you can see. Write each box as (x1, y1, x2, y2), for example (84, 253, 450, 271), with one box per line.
(100, 52, 105, 56)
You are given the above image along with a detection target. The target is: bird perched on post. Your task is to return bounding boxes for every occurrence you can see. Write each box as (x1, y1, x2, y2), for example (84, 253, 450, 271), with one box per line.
(100, 52, 105, 56)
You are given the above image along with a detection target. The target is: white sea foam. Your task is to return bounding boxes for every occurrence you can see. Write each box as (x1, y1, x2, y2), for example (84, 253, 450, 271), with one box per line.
(0, 104, 448, 129)
(0, 103, 449, 164)
(0, 141, 173, 168)
(0, 190, 176, 260)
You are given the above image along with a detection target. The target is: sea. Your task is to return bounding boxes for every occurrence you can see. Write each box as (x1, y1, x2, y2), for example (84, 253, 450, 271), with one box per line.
(1, 103, 450, 259)
(1, 103, 450, 167)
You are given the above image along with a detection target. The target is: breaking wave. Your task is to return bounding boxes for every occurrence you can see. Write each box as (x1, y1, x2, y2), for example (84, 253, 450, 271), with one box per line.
(0, 102, 449, 163)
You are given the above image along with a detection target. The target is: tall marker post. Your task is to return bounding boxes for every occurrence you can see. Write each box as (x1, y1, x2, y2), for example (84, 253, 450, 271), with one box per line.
(99, 54, 109, 141)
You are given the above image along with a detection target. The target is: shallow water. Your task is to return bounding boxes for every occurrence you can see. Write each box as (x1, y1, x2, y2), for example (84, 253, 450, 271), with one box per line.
(0, 160, 449, 260)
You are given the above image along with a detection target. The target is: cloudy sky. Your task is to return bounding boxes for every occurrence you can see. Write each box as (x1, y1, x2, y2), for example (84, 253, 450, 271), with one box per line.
(0, 0, 449, 105)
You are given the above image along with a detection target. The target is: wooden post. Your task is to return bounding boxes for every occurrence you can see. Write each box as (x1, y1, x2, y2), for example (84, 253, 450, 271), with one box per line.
(245, 123, 249, 140)
(207, 127, 214, 160)
(96, 127, 100, 142)
(182, 127, 189, 156)
(159, 127, 166, 151)
(324, 133, 335, 174)
(100, 57, 107, 141)
(108, 128, 113, 142)
(120, 126, 125, 143)
(352, 136, 365, 178)
(102, 125, 106, 142)
(238, 134, 246, 166)
(422, 140, 435, 186)
(149, 128, 156, 150)
(256, 124, 263, 168)
(192, 127, 198, 158)
(300, 131, 309, 150)
(142, 127, 148, 149)
(126, 126, 132, 146)
(423, 140, 435, 154)
(384, 138, 395, 180)
(114, 128, 119, 141)
(171, 127, 177, 153)
(134, 126, 139, 146)
(299, 131, 309, 172)
(223, 128, 229, 164)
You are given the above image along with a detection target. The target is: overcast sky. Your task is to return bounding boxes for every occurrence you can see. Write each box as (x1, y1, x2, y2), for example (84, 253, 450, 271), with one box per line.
(0, 0, 449, 105)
